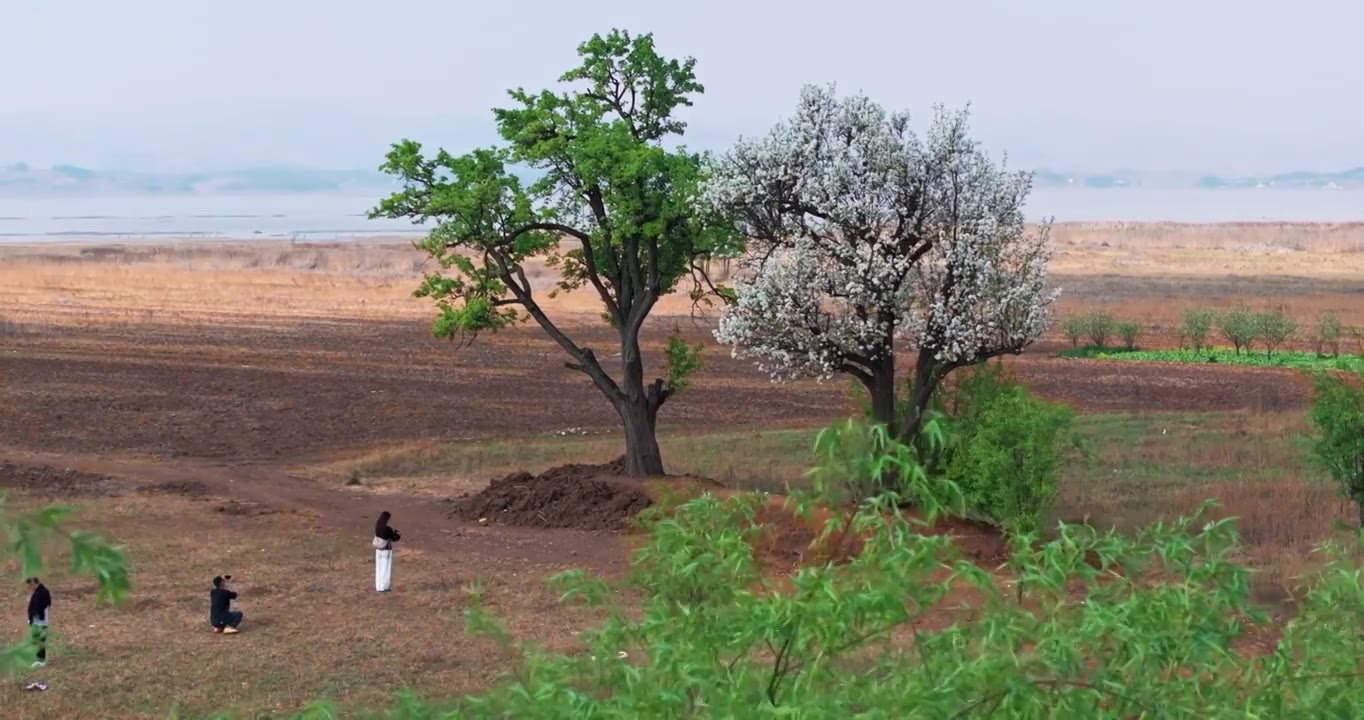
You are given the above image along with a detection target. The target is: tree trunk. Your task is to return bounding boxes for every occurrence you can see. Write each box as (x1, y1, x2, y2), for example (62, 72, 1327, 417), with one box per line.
(616, 323, 668, 477)
(860, 352, 898, 434)
(898, 350, 943, 447)
(619, 398, 666, 476)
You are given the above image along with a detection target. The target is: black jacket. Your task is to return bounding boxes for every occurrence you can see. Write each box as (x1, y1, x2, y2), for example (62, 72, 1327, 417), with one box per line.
(209, 588, 237, 626)
(375, 512, 401, 549)
(28, 584, 51, 626)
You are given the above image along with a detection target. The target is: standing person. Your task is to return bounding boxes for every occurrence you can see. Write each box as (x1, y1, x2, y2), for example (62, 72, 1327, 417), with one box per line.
(373, 511, 401, 592)
(25, 577, 50, 668)
(209, 576, 243, 634)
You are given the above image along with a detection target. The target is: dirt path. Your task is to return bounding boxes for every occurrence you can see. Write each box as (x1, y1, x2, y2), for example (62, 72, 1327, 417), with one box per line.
(1, 449, 631, 577)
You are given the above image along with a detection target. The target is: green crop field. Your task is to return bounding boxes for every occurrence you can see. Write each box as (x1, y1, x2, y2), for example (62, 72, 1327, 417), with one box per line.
(1059, 346, 1364, 373)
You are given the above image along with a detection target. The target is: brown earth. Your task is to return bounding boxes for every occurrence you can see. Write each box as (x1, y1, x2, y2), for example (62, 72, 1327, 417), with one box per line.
(0, 460, 120, 497)
(0, 320, 1314, 463)
(449, 457, 653, 532)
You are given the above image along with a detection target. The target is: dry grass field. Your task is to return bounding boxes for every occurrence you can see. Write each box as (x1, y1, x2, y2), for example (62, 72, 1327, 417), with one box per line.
(2, 222, 1362, 718)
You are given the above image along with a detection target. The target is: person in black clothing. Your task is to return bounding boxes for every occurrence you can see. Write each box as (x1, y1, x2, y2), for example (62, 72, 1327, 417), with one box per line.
(373, 511, 401, 592)
(209, 576, 243, 634)
(25, 577, 50, 667)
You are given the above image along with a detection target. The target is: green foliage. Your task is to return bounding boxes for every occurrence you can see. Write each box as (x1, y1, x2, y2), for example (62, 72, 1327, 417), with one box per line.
(1308, 370, 1364, 525)
(663, 327, 703, 396)
(1315, 311, 1343, 357)
(1079, 310, 1115, 348)
(1180, 307, 1216, 351)
(1, 494, 129, 673)
(370, 29, 744, 475)
(1115, 321, 1141, 351)
(371, 29, 742, 342)
(342, 482, 1364, 718)
(803, 418, 958, 510)
(939, 364, 1074, 534)
(1217, 303, 1258, 356)
(1058, 346, 1364, 372)
(1253, 307, 1297, 358)
(1061, 316, 1085, 348)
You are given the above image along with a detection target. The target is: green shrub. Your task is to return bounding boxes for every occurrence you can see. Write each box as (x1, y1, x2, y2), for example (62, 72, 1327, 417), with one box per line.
(358, 477, 1364, 718)
(939, 364, 1073, 534)
(1061, 316, 1085, 348)
(1315, 311, 1342, 357)
(1218, 303, 1258, 356)
(1080, 310, 1115, 348)
(1254, 307, 1297, 358)
(1180, 307, 1216, 351)
(1116, 321, 1141, 351)
(1308, 370, 1364, 527)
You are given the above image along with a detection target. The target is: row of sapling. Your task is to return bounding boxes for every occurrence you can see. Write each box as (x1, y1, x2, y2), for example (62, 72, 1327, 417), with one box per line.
(1062, 310, 1141, 351)
(1065, 307, 1349, 359)
(1196, 304, 1301, 358)
(1192, 305, 1356, 359)
(374, 35, 1061, 483)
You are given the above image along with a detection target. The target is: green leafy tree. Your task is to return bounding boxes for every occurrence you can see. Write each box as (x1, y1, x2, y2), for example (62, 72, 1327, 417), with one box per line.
(1116, 321, 1141, 351)
(1218, 303, 1258, 356)
(1061, 316, 1085, 348)
(1216, 302, 1254, 354)
(1180, 307, 1216, 351)
(1308, 370, 1364, 526)
(1315, 310, 1342, 357)
(371, 30, 741, 476)
(1, 495, 129, 672)
(1254, 307, 1297, 358)
(1081, 310, 1114, 348)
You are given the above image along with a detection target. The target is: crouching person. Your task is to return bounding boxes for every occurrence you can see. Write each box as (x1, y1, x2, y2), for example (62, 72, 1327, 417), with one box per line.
(209, 576, 243, 634)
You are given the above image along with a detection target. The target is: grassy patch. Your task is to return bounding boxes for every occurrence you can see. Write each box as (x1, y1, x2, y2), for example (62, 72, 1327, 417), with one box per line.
(1058, 346, 1364, 372)
(336, 427, 818, 495)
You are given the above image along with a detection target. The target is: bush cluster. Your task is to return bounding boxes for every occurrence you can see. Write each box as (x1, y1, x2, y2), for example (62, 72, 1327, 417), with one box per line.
(1063, 305, 1347, 360)
(1062, 310, 1142, 351)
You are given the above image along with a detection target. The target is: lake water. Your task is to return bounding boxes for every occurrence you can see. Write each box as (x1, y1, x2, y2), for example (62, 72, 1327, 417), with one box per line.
(1, 188, 1362, 243)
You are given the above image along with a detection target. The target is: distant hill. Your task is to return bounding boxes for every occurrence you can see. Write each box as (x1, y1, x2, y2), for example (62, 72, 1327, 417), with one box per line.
(0, 163, 393, 196)
(2, 162, 1362, 196)
(1032, 167, 1364, 190)
(1193, 167, 1364, 189)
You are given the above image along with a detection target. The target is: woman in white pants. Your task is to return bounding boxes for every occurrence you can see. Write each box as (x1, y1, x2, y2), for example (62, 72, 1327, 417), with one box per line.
(373, 511, 401, 592)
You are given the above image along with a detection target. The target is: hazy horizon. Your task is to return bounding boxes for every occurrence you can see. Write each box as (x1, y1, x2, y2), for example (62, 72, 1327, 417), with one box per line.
(3, 0, 1360, 175)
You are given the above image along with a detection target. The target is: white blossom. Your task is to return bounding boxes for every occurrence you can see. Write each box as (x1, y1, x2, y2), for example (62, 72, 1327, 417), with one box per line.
(710, 85, 1057, 386)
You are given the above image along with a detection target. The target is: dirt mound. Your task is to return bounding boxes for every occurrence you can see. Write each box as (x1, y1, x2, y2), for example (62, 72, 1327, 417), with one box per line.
(749, 497, 1010, 576)
(449, 456, 653, 532)
(0, 461, 120, 497)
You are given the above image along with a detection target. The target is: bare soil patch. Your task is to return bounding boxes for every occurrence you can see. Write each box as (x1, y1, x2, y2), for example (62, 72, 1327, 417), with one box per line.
(0, 460, 120, 497)
(135, 479, 210, 496)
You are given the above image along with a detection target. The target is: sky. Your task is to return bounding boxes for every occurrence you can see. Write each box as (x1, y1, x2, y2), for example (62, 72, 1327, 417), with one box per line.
(2, 0, 1359, 175)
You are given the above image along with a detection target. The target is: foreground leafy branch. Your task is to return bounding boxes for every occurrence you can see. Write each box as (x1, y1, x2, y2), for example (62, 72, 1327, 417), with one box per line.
(1, 494, 129, 673)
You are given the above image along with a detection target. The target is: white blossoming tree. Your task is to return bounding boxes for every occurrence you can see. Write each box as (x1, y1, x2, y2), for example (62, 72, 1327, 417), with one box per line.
(711, 85, 1057, 444)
